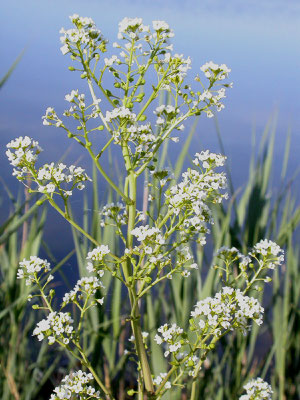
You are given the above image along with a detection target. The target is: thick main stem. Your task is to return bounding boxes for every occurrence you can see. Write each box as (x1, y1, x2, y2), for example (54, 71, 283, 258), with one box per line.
(190, 381, 197, 400)
(122, 146, 154, 395)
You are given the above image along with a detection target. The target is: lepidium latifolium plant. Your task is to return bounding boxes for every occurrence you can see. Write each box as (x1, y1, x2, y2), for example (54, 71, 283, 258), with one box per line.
(6, 15, 284, 400)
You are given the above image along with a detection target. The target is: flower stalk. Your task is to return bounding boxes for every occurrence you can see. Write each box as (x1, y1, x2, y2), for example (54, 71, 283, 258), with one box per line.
(7, 14, 282, 400)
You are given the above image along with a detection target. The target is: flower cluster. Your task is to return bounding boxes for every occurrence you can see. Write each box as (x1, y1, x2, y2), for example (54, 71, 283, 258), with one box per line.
(99, 202, 128, 227)
(131, 225, 165, 245)
(193, 151, 227, 169)
(166, 156, 227, 213)
(251, 239, 284, 269)
(36, 163, 91, 196)
(43, 93, 103, 130)
(62, 276, 104, 307)
(117, 17, 149, 40)
(117, 17, 174, 42)
(215, 240, 284, 288)
(215, 246, 243, 261)
(104, 106, 136, 124)
(17, 256, 51, 286)
(189, 62, 232, 117)
(86, 245, 110, 274)
(154, 104, 180, 128)
(86, 245, 110, 261)
(33, 312, 74, 345)
(190, 287, 264, 337)
(43, 14, 232, 174)
(200, 61, 231, 81)
(6, 136, 42, 179)
(42, 107, 63, 127)
(153, 372, 171, 389)
(50, 370, 100, 400)
(169, 53, 192, 84)
(239, 378, 273, 400)
(114, 123, 159, 158)
(164, 151, 227, 244)
(6, 136, 91, 197)
(153, 324, 201, 378)
(175, 246, 199, 278)
(60, 14, 105, 58)
(154, 323, 186, 358)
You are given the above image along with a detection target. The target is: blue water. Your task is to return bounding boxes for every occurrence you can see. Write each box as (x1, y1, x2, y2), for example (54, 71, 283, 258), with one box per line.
(1, 0, 299, 257)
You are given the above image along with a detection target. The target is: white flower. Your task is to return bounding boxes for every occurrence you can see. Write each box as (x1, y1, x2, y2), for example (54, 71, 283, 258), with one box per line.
(156, 116, 165, 125)
(200, 61, 231, 80)
(36, 163, 91, 196)
(153, 20, 169, 31)
(104, 106, 136, 123)
(59, 15, 103, 59)
(86, 245, 110, 261)
(215, 246, 242, 260)
(165, 155, 227, 239)
(154, 334, 163, 345)
(239, 377, 273, 400)
(60, 44, 69, 55)
(153, 372, 171, 389)
(50, 370, 100, 400)
(118, 17, 146, 39)
(131, 225, 165, 244)
(62, 276, 105, 305)
(33, 312, 74, 344)
(17, 256, 50, 286)
(193, 150, 227, 169)
(6, 136, 42, 179)
(65, 89, 78, 102)
(104, 55, 120, 66)
(42, 107, 63, 128)
(251, 239, 284, 269)
(191, 287, 264, 336)
(155, 323, 186, 359)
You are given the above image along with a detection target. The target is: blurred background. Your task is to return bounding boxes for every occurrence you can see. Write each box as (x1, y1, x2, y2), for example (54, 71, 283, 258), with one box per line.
(0, 1, 299, 399)
(1, 0, 300, 251)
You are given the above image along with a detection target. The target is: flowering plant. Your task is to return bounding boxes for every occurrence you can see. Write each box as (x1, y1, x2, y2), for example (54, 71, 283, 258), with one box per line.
(7, 15, 283, 400)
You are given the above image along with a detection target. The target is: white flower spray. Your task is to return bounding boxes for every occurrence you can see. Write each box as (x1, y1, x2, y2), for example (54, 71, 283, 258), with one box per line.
(7, 14, 281, 400)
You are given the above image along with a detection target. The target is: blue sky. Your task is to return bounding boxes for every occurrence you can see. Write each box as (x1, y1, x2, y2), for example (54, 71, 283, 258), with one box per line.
(1, 0, 299, 186)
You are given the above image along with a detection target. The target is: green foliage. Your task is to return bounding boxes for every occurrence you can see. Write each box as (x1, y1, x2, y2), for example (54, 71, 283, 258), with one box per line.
(1, 15, 299, 400)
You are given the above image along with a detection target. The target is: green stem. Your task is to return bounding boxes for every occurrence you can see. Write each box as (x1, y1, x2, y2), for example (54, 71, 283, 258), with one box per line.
(87, 78, 113, 133)
(138, 371, 144, 400)
(80, 350, 114, 400)
(243, 258, 264, 295)
(190, 380, 197, 400)
(48, 198, 100, 247)
(155, 366, 177, 396)
(120, 143, 155, 396)
(47, 198, 121, 263)
(136, 66, 171, 121)
(36, 280, 53, 311)
(85, 145, 130, 203)
(77, 294, 90, 334)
